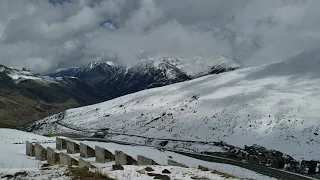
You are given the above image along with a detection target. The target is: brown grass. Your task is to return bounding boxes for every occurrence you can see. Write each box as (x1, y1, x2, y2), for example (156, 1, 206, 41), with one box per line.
(1, 171, 28, 179)
(67, 167, 115, 180)
(211, 170, 238, 179)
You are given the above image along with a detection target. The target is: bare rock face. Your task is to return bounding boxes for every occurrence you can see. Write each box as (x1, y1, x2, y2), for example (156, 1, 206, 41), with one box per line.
(147, 173, 170, 180)
(198, 165, 210, 171)
(145, 167, 155, 172)
(162, 169, 171, 174)
(112, 165, 124, 171)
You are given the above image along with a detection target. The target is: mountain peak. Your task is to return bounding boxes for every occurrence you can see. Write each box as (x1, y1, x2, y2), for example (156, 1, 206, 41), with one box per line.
(49, 60, 124, 86)
(82, 61, 119, 71)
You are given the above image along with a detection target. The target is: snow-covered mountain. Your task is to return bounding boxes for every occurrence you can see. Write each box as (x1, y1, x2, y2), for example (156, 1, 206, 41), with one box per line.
(147, 54, 240, 78)
(33, 49, 320, 161)
(0, 65, 54, 84)
(93, 58, 192, 100)
(0, 65, 102, 128)
(49, 55, 238, 100)
(49, 61, 122, 86)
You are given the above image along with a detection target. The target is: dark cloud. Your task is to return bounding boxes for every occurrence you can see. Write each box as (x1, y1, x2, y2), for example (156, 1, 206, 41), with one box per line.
(0, 0, 318, 73)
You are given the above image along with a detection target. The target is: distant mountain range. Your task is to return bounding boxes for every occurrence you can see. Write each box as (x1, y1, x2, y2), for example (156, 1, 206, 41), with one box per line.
(49, 55, 239, 100)
(0, 65, 103, 128)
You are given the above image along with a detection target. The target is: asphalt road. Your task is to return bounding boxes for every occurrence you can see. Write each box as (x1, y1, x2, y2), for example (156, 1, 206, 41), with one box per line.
(50, 133, 89, 138)
(171, 150, 317, 180)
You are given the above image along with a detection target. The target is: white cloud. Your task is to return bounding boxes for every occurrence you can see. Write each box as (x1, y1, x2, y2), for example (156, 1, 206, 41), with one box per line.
(0, 0, 319, 73)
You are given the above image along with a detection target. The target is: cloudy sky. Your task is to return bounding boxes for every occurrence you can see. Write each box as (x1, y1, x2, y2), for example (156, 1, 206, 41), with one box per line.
(0, 0, 319, 73)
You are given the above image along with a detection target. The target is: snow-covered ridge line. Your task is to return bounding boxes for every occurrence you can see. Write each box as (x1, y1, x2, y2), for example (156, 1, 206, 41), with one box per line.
(50, 54, 239, 79)
(0, 64, 81, 84)
(142, 54, 240, 77)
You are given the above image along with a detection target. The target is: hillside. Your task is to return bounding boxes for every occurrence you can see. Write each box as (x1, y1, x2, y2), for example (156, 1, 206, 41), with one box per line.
(0, 65, 103, 128)
(33, 49, 320, 161)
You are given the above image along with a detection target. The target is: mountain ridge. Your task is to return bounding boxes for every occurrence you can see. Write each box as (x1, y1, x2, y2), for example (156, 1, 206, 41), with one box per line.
(49, 55, 239, 100)
(0, 65, 103, 128)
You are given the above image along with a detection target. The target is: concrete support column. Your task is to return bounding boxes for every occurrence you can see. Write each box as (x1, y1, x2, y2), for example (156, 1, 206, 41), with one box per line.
(59, 153, 79, 166)
(95, 146, 115, 163)
(80, 143, 95, 158)
(26, 141, 35, 157)
(115, 150, 137, 165)
(35, 143, 47, 161)
(137, 155, 159, 165)
(168, 159, 188, 168)
(47, 147, 60, 165)
(67, 140, 80, 154)
(56, 137, 67, 150)
(79, 158, 95, 169)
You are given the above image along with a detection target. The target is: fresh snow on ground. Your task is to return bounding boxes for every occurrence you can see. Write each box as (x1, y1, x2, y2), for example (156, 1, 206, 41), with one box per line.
(0, 129, 54, 169)
(0, 167, 70, 180)
(34, 50, 320, 161)
(104, 165, 238, 180)
(0, 129, 275, 179)
(0, 129, 70, 179)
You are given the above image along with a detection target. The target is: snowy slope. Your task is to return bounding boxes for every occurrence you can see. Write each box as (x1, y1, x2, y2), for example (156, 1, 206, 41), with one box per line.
(0, 129, 72, 180)
(105, 166, 237, 180)
(0, 129, 54, 168)
(34, 49, 320, 161)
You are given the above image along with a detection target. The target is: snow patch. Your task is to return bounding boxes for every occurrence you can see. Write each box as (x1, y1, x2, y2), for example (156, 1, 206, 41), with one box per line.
(0, 129, 54, 169)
